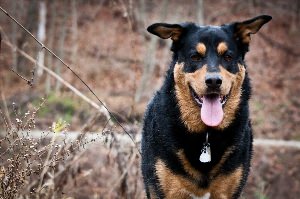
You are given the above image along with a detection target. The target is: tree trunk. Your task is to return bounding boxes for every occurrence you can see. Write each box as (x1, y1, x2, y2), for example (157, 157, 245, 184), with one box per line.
(134, 0, 169, 103)
(17, 0, 38, 74)
(196, 0, 204, 24)
(71, 0, 78, 64)
(11, 0, 17, 71)
(55, 6, 68, 92)
(45, 1, 57, 93)
(36, 0, 47, 77)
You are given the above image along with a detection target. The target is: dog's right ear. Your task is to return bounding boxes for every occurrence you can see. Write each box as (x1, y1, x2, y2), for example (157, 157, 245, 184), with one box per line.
(233, 15, 272, 44)
(147, 23, 183, 41)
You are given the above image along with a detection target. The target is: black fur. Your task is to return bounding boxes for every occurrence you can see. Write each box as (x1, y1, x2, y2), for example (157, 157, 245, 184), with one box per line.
(141, 15, 271, 199)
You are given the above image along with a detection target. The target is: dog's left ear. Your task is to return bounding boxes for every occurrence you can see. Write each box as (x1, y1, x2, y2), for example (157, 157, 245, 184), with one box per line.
(147, 23, 184, 41)
(234, 15, 272, 43)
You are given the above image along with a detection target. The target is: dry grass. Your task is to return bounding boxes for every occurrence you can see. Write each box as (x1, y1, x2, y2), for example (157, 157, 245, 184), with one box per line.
(0, 99, 92, 198)
(0, 99, 143, 199)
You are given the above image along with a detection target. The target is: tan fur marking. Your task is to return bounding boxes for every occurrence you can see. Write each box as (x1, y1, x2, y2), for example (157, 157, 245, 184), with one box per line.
(174, 63, 207, 132)
(177, 150, 201, 180)
(236, 25, 251, 43)
(155, 159, 243, 199)
(210, 146, 235, 178)
(217, 42, 228, 55)
(196, 43, 206, 56)
(209, 167, 243, 199)
(155, 159, 193, 199)
(178, 147, 235, 180)
(216, 64, 246, 130)
(174, 63, 246, 132)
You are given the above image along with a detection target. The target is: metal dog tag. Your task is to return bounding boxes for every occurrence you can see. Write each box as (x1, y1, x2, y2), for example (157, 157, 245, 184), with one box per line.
(200, 143, 211, 163)
(199, 133, 211, 163)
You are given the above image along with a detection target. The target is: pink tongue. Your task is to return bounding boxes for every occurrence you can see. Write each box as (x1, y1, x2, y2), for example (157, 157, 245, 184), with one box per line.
(201, 96, 224, 127)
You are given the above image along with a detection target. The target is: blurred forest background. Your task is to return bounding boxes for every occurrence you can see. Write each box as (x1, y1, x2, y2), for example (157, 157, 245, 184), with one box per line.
(0, 0, 299, 198)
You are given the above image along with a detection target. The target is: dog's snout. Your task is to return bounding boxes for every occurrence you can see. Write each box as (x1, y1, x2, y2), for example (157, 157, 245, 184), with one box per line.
(205, 74, 222, 88)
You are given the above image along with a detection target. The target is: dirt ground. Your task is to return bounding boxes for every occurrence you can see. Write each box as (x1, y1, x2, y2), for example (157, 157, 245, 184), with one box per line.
(57, 141, 300, 199)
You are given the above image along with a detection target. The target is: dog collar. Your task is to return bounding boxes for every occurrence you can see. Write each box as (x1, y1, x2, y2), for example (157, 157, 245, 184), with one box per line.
(199, 132, 211, 163)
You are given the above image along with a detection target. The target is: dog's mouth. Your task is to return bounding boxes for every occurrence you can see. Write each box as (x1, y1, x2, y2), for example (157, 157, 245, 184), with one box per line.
(189, 85, 229, 107)
(189, 85, 230, 127)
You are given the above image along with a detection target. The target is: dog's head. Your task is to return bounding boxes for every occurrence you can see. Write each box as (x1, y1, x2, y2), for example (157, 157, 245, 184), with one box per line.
(147, 15, 271, 132)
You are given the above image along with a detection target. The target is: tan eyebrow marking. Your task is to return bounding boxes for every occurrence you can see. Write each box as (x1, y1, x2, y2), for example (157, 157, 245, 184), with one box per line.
(217, 42, 228, 55)
(196, 43, 206, 56)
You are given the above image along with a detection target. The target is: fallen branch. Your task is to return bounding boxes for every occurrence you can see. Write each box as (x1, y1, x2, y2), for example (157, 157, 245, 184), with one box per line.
(253, 138, 300, 149)
(22, 131, 300, 150)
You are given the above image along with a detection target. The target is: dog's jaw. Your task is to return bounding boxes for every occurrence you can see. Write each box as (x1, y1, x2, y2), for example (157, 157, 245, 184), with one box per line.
(174, 63, 246, 132)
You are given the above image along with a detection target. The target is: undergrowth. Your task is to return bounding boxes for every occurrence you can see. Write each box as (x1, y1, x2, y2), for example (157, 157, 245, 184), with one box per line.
(0, 99, 97, 199)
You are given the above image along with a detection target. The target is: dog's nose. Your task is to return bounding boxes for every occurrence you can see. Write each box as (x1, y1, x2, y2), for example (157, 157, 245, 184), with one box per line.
(205, 74, 222, 89)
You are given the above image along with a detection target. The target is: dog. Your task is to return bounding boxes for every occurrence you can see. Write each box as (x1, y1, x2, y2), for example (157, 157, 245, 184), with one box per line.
(141, 15, 272, 199)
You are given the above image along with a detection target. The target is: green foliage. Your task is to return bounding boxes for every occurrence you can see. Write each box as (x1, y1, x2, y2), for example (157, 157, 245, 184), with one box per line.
(250, 99, 265, 126)
(52, 118, 67, 133)
(33, 92, 79, 123)
(255, 181, 268, 199)
(255, 192, 268, 199)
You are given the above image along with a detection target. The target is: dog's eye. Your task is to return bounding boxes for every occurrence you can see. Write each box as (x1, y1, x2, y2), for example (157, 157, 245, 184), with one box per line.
(190, 53, 203, 61)
(224, 54, 233, 62)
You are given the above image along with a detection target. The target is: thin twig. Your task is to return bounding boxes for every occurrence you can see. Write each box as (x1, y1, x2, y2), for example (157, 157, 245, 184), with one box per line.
(37, 133, 57, 197)
(11, 46, 44, 87)
(108, 151, 138, 195)
(0, 91, 12, 129)
(10, 68, 32, 86)
(30, 46, 45, 86)
(0, 109, 9, 131)
(0, 31, 2, 53)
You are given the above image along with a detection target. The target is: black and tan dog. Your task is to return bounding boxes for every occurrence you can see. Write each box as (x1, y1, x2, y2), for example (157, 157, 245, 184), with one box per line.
(141, 15, 272, 199)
